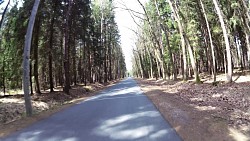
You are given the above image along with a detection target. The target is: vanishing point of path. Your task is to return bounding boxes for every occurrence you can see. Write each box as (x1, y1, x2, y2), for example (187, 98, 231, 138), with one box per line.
(1, 78, 182, 141)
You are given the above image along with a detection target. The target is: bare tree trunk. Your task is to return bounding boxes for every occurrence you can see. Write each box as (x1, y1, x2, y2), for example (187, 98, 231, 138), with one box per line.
(246, 33, 250, 68)
(29, 63, 33, 95)
(83, 42, 87, 86)
(239, 0, 250, 32)
(59, 35, 64, 86)
(23, 0, 41, 116)
(87, 41, 93, 83)
(166, 0, 187, 81)
(64, 0, 72, 94)
(212, 0, 232, 82)
(137, 0, 167, 80)
(184, 32, 200, 83)
(0, 0, 10, 29)
(238, 0, 250, 69)
(136, 51, 144, 78)
(108, 33, 113, 81)
(48, 16, 55, 92)
(146, 47, 153, 78)
(198, 0, 216, 82)
(154, 0, 176, 80)
(72, 37, 77, 85)
(103, 23, 108, 83)
(167, 0, 201, 82)
(133, 55, 140, 78)
(33, 17, 41, 94)
(155, 50, 161, 79)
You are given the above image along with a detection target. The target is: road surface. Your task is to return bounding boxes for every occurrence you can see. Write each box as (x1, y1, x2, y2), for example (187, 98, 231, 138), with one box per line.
(1, 78, 182, 141)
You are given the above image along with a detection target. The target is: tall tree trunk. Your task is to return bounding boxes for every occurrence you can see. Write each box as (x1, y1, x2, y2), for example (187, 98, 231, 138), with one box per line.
(0, 0, 10, 29)
(135, 52, 144, 78)
(83, 41, 87, 86)
(246, 33, 250, 68)
(166, 0, 187, 81)
(183, 25, 200, 82)
(103, 23, 108, 83)
(78, 41, 82, 83)
(59, 34, 64, 86)
(108, 33, 113, 81)
(2, 58, 5, 96)
(137, 0, 167, 80)
(167, 0, 201, 82)
(48, 16, 55, 92)
(64, 0, 72, 94)
(146, 47, 153, 78)
(87, 39, 93, 83)
(212, 0, 232, 82)
(154, 0, 176, 80)
(155, 50, 161, 79)
(30, 63, 33, 95)
(23, 0, 41, 116)
(239, 0, 250, 68)
(73, 37, 77, 85)
(33, 17, 41, 94)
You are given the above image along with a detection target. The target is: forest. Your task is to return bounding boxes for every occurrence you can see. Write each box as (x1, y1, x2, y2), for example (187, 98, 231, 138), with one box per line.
(131, 0, 250, 139)
(132, 0, 250, 83)
(0, 0, 126, 115)
(0, 0, 250, 140)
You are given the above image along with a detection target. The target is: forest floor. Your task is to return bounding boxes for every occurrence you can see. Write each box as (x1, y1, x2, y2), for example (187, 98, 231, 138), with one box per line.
(137, 71, 250, 141)
(0, 80, 120, 138)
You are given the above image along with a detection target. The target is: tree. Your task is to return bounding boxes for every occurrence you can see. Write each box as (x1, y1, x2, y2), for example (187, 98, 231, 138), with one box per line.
(0, 0, 125, 99)
(0, 0, 10, 29)
(131, 0, 250, 84)
(212, 0, 232, 82)
(165, 0, 188, 81)
(23, 0, 41, 116)
(63, 0, 72, 94)
(197, 0, 216, 82)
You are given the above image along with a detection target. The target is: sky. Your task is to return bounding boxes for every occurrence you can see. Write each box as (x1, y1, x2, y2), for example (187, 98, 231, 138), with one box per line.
(114, 0, 147, 71)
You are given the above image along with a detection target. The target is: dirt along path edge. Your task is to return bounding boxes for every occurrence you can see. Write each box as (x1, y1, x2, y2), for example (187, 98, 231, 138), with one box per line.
(136, 78, 250, 141)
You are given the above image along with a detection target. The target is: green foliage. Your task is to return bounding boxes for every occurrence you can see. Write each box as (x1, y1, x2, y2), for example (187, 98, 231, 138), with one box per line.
(132, 0, 250, 81)
(0, 0, 126, 93)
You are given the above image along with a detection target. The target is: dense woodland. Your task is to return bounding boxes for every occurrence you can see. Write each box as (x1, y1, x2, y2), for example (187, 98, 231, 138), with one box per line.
(0, 0, 126, 94)
(132, 0, 250, 83)
(0, 0, 126, 115)
(1, 1, 250, 137)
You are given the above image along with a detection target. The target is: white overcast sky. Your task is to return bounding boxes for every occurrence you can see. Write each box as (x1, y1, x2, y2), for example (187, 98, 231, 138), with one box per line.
(114, 0, 147, 71)
(0, 0, 147, 71)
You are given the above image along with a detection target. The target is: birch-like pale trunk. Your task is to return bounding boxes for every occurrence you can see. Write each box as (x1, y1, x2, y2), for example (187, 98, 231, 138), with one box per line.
(154, 0, 176, 80)
(171, 0, 201, 82)
(137, 0, 167, 80)
(212, 0, 232, 82)
(146, 47, 153, 78)
(198, 0, 216, 82)
(23, 0, 41, 116)
(245, 33, 250, 68)
(166, 0, 188, 81)
(0, 0, 10, 29)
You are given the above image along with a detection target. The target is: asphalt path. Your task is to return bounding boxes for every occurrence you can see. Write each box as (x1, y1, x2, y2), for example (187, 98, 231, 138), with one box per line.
(1, 78, 182, 141)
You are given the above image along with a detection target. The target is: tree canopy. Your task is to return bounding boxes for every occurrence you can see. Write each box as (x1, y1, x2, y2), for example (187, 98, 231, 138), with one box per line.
(0, 0, 126, 115)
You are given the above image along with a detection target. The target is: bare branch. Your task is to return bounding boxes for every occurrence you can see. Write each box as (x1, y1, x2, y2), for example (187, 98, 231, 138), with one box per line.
(119, 0, 145, 27)
(115, 4, 144, 15)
